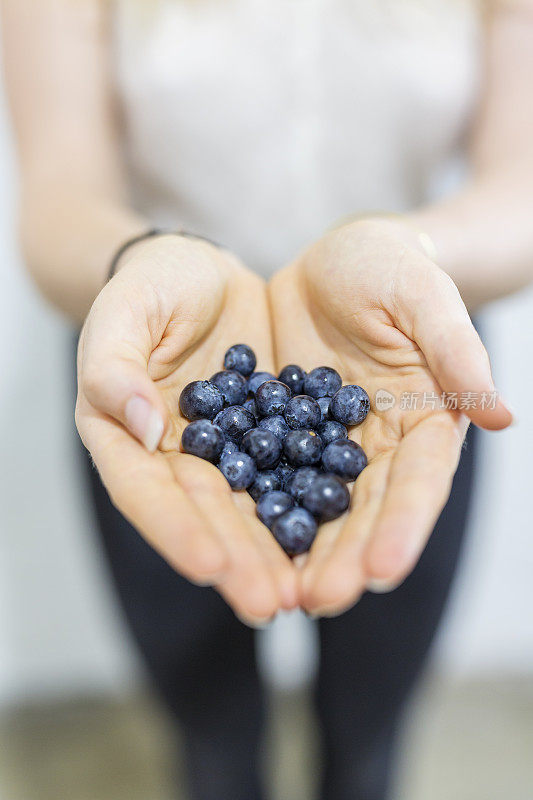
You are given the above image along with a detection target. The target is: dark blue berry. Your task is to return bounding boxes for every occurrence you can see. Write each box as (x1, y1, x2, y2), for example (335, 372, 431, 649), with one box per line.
(302, 474, 350, 522)
(248, 470, 281, 502)
(219, 451, 257, 489)
(317, 419, 348, 446)
(241, 428, 282, 470)
(244, 397, 258, 419)
(219, 439, 238, 462)
(181, 420, 225, 462)
(284, 394, 322, 430)
(256, 490, 294, 529)
(285, 467, 320, 504)
(274, 460, 295, 490)
(258, 414, 290, 441)
(210, 370, 248, 406)
(304, 367, 342, 399)
(317, 397, 331, 421)
(223, 343, 257, 377)
(179, 380, 224, 421)
(322, 439, 368, 481)
(283, 429, 323, 467)
(278, 364, 306, 395)
(330, 385, 370, 425)
(247, 371, 276, 395)
(272, 507, 317, 555)
(255, 380, 292, 417)
(213, 405, 255, 443)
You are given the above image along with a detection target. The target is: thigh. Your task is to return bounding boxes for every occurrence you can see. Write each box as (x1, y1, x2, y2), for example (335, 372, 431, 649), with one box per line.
(316, 424, 477, 799)
(73, 342, 266, 800)
(83, 445, 262, 728)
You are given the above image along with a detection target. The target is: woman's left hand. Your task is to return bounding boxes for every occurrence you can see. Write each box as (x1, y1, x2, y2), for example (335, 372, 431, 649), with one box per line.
(269, 219, 512, 617)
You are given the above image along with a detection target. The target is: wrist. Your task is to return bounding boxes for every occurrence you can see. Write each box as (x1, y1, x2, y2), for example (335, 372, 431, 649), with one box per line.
(109, 229, 223, 281)
(112, 233, 178, 276)
(334, 213, 438, 263)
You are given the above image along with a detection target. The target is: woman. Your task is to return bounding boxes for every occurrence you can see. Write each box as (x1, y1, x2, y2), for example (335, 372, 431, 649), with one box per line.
(2, 1, 529, 798)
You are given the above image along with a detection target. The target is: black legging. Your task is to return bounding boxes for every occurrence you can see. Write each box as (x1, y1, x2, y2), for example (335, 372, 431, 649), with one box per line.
(82, 424, 476, 800)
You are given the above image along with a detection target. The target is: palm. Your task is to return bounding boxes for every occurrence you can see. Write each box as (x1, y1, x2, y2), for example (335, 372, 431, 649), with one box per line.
(78, 227, 509, 621)
(77, 256, 297, 625)
(270, 260, 466, 615)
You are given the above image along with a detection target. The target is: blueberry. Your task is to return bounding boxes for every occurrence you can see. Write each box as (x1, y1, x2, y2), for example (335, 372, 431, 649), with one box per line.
(317, 419, 348, 446)
(302, 474, 350, 522)
(223, 343, 257, 377)
(322, 439, 368, 481)
(219, 439, 238, 462)
(255, 380, 292, 417)
(304, 367, 342, 399)
(330, 385, 370, 425)
(244, 397, 259, 419)
(213, 405, 256, 443)
(283, 429, 324, 467)
(284, 394, 322, 430)
(272, 508, 317, 555)
(258, 414, 290, 441)
(256, 490, 294, 529)
(285, 467, 320, 504)
(210, 370, 248, 406)
(278, 364, 306, 395)
(179, 380, 224, 421)
(241, 428, 282, 470)
(248, 470, 281, 502)
(274, 459, 295, 490)
(219, 451, 257, 490)
(247, 371, 276, 396)
(317, 397, 331, 421)
(181, 420, 225, 462)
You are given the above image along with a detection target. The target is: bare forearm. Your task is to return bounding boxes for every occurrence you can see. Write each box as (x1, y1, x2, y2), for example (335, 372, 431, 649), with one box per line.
(408, 163, 533, 310)
(20, 182, 145, 325)
(1, 0, 145, 324)
(405, 4, 533, 310)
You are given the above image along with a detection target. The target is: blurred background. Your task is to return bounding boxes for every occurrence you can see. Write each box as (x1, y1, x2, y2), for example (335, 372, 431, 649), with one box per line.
(1, 50, 532, 800)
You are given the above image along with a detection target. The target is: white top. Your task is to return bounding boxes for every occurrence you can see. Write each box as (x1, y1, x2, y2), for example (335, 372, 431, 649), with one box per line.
(113, 0, 481, 276)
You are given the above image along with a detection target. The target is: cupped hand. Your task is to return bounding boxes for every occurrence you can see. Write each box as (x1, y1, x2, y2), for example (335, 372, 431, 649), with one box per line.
(269, 219, 512, 617)
(76, 235, 298, 626)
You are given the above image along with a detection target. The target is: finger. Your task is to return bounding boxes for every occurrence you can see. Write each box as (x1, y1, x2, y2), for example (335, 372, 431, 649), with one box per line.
(172, 457, 292, 625)
(394, 263, 512, 430)
(300, 453, 393, 616)
(268, 266, 334, 372)
(78, 290, 173, 453)
(216, 273, 300, 612)
(363, 412, 467, 584)
(232, 491, 299, 610)
(222, 268, 276, 368)
(82, 412, 229, 585)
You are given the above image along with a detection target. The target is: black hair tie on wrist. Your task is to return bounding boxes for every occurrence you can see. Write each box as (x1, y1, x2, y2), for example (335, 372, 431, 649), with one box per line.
(107, 228, 221, 283)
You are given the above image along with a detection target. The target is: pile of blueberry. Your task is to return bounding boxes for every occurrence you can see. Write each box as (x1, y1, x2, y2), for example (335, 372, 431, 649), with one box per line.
(179, 345, 369, 556)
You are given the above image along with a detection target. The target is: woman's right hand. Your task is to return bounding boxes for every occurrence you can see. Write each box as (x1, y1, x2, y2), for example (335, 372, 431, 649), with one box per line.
(76, 235, 298, 626)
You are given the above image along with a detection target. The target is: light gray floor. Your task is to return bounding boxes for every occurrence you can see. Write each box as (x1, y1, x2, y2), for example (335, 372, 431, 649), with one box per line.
(396, 675, 533, 800)
(0, 676, 532, 800)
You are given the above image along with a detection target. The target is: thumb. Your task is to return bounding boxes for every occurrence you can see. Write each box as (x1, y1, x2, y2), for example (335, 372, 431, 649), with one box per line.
(394, 264, 513, 431)
(78, 296, 173, 453)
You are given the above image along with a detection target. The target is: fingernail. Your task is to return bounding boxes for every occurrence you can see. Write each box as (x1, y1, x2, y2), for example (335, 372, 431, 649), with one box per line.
(366, 577, 401, 594)
(193, 572, 226, 588)
(125, 395, 165, 452)
(293, 554, 309, 569)
(236, 613, 276, 630)
(499, 397, 518, 425)
(307, 605, 341, 620)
